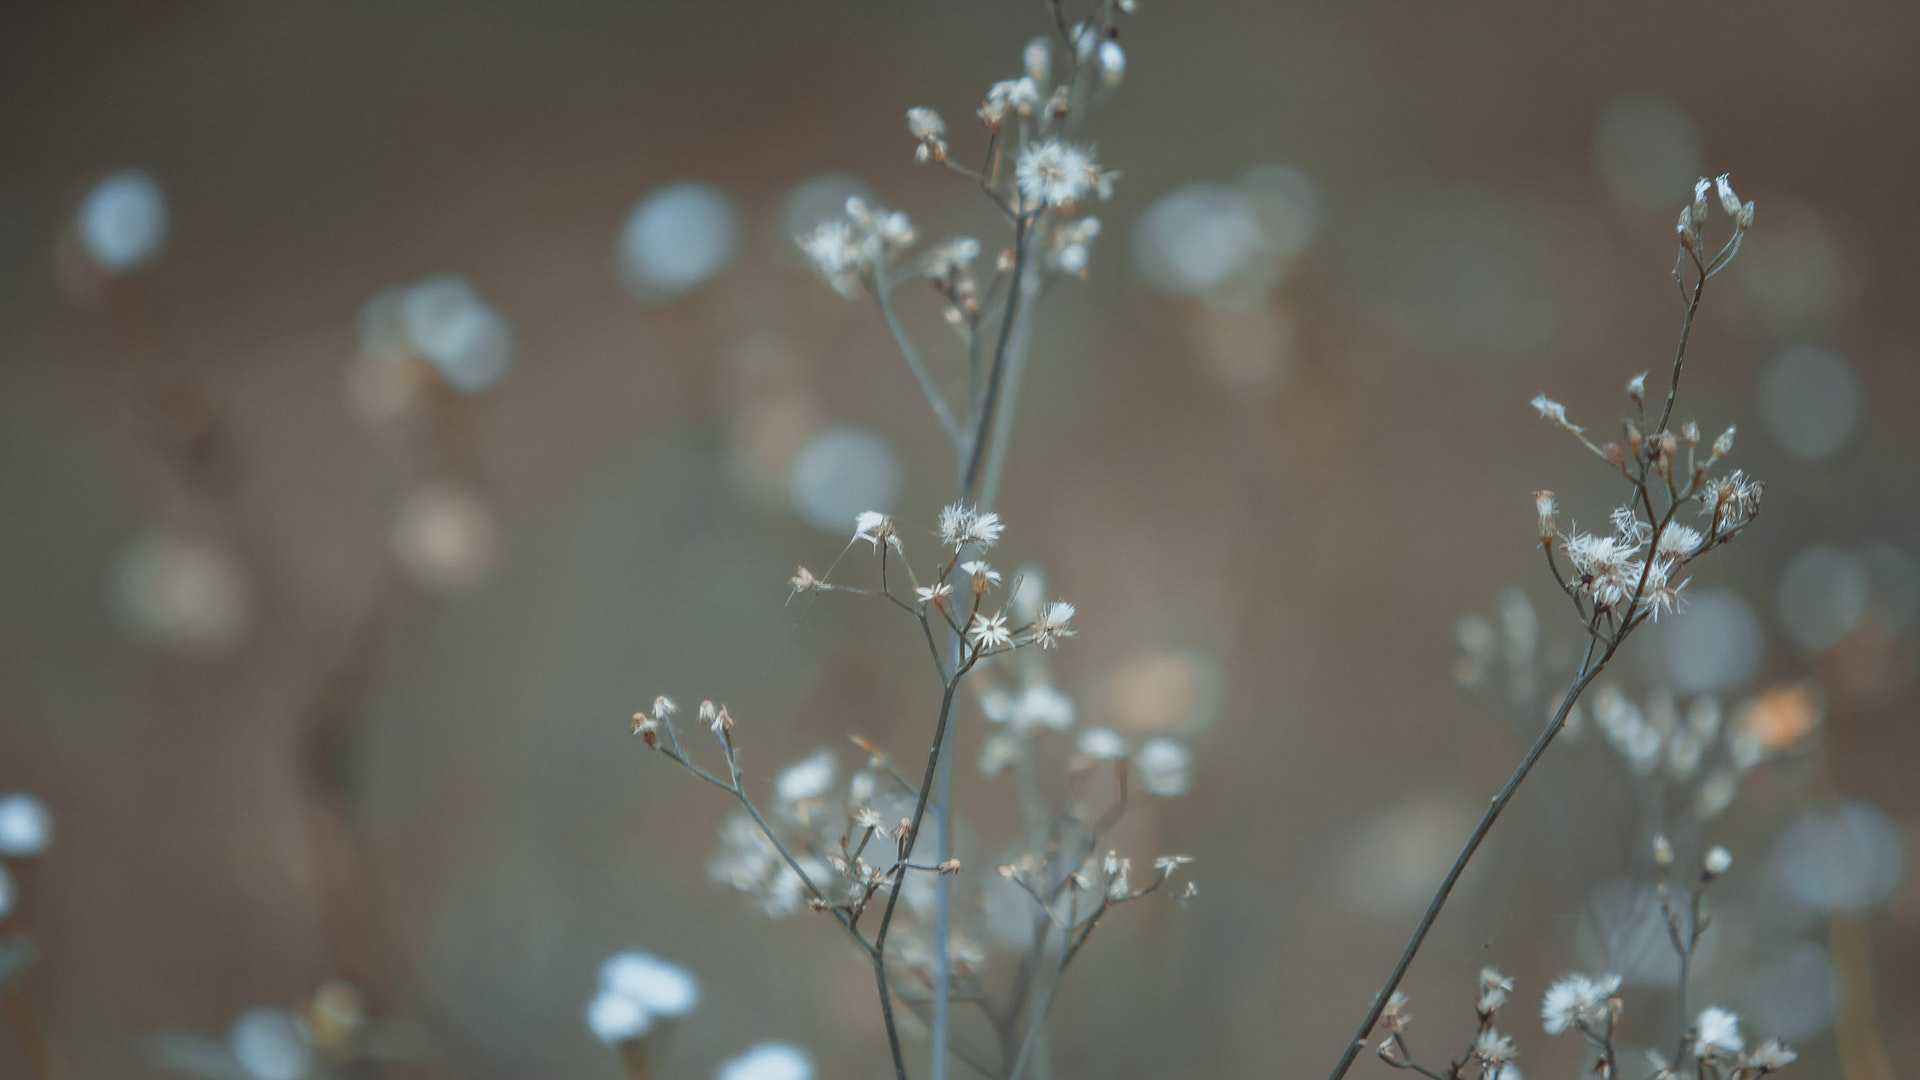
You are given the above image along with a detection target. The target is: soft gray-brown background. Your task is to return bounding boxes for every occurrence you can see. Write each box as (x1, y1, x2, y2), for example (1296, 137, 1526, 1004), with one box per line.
(2, 1, 1915, 1077)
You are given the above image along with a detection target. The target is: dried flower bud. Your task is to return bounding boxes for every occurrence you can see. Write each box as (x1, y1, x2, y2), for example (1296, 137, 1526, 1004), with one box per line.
(1098, 40, 1126, 87)
(1712, 425, 1736, 460)
(936, 858, 962, 876)
(791, 565, 820, 593)
(653, 695, 677, 720)
(1624, 419, 1644, 457)
(1691, 178, 1711, 225)
(892, 818, 914, 844)
(1627, 371, 1647, 407)
(1735, 201, 1755, 232)
(1715, 174, 1743, 217)
(997, 863, 1018, 879)
(1682, 420, 1701, 446)
(1603, 442, 1624, 465)
(1534, 491, 1558, 542)
(1677, 206, 1698, 250)
(1653, 834, 1674, 866)
(632, 714, 660, 748)
(807, 896, 829, 912)
(1047, 85, 1071, 119)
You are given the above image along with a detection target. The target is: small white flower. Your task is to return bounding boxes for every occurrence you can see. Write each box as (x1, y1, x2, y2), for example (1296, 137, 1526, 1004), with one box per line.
(1478, 967, 1515, 1014)
(852, 511, 894, 550)
(1134, 738, 1193, 797)
(1694, 1006, 1744, 1059)
(1015, 140, 1102, 207)
(0, 794, 54, 857)
(601, 952, 700, 1017)
(775, 749, 838, 804)
(915, 582, 952, 606)
(1076, 726, 1127, 760)
(939, 503, 1004, 550)
(1033, 600, 1077, 648)
(906, 107, 947, 163)
(1745, 1038, 1797, 1071)
(587, 988, 652, 1045)
(980, 77, 1043, 127)
(960, 560, 1002, 586)
(1657, 524, 1704, 559)
(717, 1042, 815, 1080)
(1097, 40, 1126, 86)
(969, 611, 1013, 651)
(1541, 972, 1620, 1035)
(1474, 1029, 1517, 1064)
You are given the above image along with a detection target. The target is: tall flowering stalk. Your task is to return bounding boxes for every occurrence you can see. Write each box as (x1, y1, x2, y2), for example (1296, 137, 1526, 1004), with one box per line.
(1325, 176, 1764, 1080)
(628, 6, 1194, 1080)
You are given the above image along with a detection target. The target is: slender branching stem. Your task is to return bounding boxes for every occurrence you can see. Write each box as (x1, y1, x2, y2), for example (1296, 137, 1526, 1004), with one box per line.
(878, 278, 965, 447)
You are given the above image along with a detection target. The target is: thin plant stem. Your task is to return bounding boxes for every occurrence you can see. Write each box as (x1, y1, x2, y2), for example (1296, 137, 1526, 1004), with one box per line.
(1326, 629, 1613, 1080)
(879, 278, 965, 447)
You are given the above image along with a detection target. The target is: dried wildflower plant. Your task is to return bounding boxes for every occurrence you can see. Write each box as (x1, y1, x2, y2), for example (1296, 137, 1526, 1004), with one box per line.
(1367, 843, 1798, 1080)
(628, 6, 1193, 1080)
(1328, 178, 1770, 1080)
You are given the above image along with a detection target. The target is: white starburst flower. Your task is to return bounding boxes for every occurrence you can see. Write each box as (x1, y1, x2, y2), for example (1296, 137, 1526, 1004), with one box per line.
(1010, 684, 1074, 732)
(938, 503, 1004, 550)
(960, 560, 1002, 586)
(1474, 1030, 1517, 1064)
(1033, 600, 1077, 648)
(914, 582, 952, 606)
(1015, 139, 1102, 207)
(1694, 1007, 1744, 1058)
(968, 611, 1013, 651)
(1541, 973, 1620, 1035)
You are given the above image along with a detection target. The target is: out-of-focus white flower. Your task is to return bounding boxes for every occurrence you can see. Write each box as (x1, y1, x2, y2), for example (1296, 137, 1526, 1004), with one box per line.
(390, 483, 499, 591)
(797, 198, 915, 298)
(1478, 967, 1514, 1014)
(1745, 1038, 1797, 1071)
(229, 1007, 312, 1080)
(1010, 684, 1074, 732)
(586, 988, 652, 1045)
(1703, 845, 1733, 877)
(1693, 1006, 1744, 1058)
(398, 276, 514, 394)
(775, 750, 837, 804)
(1541, 972, 1620, 1035)
(1474, 1029, 1517, 1064)
(600, 952, 700, 1017)
(717, 1042, 814, 1080)
(0, 794, 54, 858)
(1134, 738, 1192, 797)
(77, 170, 168, 272)
(616, 182, 741, 300)
(1097, 41, 1126, 86)
(981, 77, 1043, 127)
(1015, 140, 1106, 207)
(1076, 726, 1127, 760)
(114, 530, 252, 653)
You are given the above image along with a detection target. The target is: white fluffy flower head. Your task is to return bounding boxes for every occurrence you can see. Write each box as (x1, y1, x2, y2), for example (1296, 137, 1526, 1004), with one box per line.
(1015, 140, 1105, 207)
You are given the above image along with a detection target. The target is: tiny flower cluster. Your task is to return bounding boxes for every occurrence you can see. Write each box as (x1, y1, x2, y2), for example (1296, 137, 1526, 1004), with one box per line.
(1577, 684, 1804, 822)
(797, 196, 917, 299)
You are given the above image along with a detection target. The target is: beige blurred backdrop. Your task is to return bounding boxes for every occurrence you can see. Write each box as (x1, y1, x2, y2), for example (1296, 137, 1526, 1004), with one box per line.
(1, 2, 1916, 1078)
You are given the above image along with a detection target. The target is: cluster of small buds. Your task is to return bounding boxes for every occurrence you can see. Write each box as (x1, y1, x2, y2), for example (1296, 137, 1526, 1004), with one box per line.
(797, 197, 916, 299)
(1047, 216, 1103, 276)
(1679, 175, 1755, 254)
(1477, 966, 1515, 1018)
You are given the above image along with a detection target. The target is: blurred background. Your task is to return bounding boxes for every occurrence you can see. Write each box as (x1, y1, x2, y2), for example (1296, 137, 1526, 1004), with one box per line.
(1, 1, 1916, 1077)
